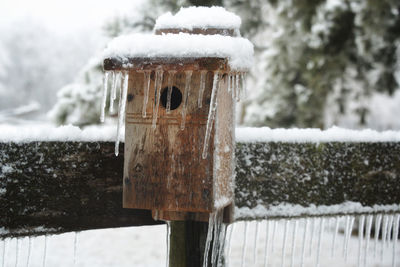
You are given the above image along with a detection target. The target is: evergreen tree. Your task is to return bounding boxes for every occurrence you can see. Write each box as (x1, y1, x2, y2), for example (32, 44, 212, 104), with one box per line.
(244, 0, 400, 128)
(50, 0, 400, 129)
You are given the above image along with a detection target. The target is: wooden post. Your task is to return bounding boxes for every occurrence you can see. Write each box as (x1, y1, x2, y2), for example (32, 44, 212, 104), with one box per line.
(169, 221, 209, 267)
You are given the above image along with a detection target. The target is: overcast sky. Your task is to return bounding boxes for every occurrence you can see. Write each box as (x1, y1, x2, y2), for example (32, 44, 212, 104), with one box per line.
(0, 0, 145, 32)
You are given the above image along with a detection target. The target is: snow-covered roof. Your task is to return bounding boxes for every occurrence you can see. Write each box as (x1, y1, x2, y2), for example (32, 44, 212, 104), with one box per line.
(154, 6, 241, 31)
(103, 33, 254, 71)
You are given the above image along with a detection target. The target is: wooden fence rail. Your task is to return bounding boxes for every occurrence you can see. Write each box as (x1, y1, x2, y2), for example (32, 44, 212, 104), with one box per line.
(1, 141, 399, 238)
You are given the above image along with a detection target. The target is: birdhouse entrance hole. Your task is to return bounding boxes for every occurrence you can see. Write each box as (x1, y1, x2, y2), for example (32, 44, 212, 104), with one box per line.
(160, 86, 182, 110)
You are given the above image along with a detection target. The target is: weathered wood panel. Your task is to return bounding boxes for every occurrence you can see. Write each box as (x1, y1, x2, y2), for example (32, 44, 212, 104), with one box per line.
(123, 70, 215, 213)
(234, 142, 400, 219)
(0, 142, 162, 239)
(1, 141, 400, 237)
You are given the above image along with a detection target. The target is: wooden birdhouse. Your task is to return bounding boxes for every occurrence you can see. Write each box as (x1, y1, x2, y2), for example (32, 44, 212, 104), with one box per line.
(101, 7, 253, 222)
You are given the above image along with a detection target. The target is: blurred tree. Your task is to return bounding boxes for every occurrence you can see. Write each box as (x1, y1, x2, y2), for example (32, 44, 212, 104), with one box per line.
(50, 0, 400, 129)
(0, 19, 98, 115)
(243, 0, 400, 128)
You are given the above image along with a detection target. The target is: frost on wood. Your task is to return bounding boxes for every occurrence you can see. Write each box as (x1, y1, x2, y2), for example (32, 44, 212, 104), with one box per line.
(1, 140, 400, 237)
(234, 141, 400, 220)
(0, 142, 161, 239)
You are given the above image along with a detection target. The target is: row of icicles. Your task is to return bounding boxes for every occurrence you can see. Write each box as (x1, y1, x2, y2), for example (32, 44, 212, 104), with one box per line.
(1, 213, 398, 267)
(166, 213, 398, 267)
(101, 69, 247, 156)
(1, 232, 79, 267)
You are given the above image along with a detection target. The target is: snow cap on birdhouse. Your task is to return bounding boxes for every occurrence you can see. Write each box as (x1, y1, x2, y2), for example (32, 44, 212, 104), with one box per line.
(154, 6, 242, 36)
(101, 6, 254, 222)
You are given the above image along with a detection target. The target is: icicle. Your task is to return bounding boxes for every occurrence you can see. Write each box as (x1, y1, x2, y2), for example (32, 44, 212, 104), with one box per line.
(281, 220, 289, 267)
(198, 70, 207, 108)
(374, 214, 382, 258)
(73, 232, 79, 266)
(331, 217, 340, 257)
(14, 239, 19, 267)
(166, 71, 176, 113)
(358, 215, 365, 267)
(290, 220, 298, 267)
(2, 239, 6, 267)
(364, 215, 373, 267)
(202, 72, 221, 159)
(180, 71, 192, 130)
(211, 210, 223, 266)
(100, 71, 110, 122)
(231, 74, 236, 101)
(152, 69, 163, 129)
(166, 222, 170, 267)
(253, 221, 259, 264)
(216, 223, 227, 267)
(26, 237, 32, 267)
(227, 223, 235, 265)
(300, 218, 309, 267)
(392, 214, 399, 267)
(316, 218, 325, 267)
(235, 73, 240, 102)
(387, 215, 394, 246)
(227, 73, 232, 92)
(142, 70, 151, 118)
(345, 216, 355, 262)
(263, 220, 270, 267)
(109, 71, 117, 113)
(240, 73, 247, 99)
(203, 213, 216, 267)
(154, 210, 159, 221)
(42, 236, 48, 267)
(115, 71, 129, 156)
(271, 220, 277, 253)
(381, 214, 389, 261)
(241, 221, 249, 267)
(343, 215, 350, 256)
(309, 217, 316, 256)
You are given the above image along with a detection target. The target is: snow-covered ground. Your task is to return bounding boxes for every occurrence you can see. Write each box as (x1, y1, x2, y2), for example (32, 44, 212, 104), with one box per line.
(1, 218, 399, 267)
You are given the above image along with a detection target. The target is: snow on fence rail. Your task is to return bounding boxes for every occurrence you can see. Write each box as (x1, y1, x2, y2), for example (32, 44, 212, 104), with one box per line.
(0, 125, 400, 238)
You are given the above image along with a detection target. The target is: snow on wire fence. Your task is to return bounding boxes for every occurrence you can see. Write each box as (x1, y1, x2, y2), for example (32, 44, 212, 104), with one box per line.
(0, 125, 399, 266)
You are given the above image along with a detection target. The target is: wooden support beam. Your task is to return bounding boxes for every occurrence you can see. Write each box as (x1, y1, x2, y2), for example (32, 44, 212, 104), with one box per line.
(169, 221, 209, 267)
(234, 142, 400, 220)
(0, 142, 162, 239)
(1, 141, 400, 238)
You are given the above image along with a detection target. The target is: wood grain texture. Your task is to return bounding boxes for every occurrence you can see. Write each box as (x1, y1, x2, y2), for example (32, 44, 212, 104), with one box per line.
(0, 142, 162, 239)
(103, 57, 229, 72)
(123, 69, 224, 214)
